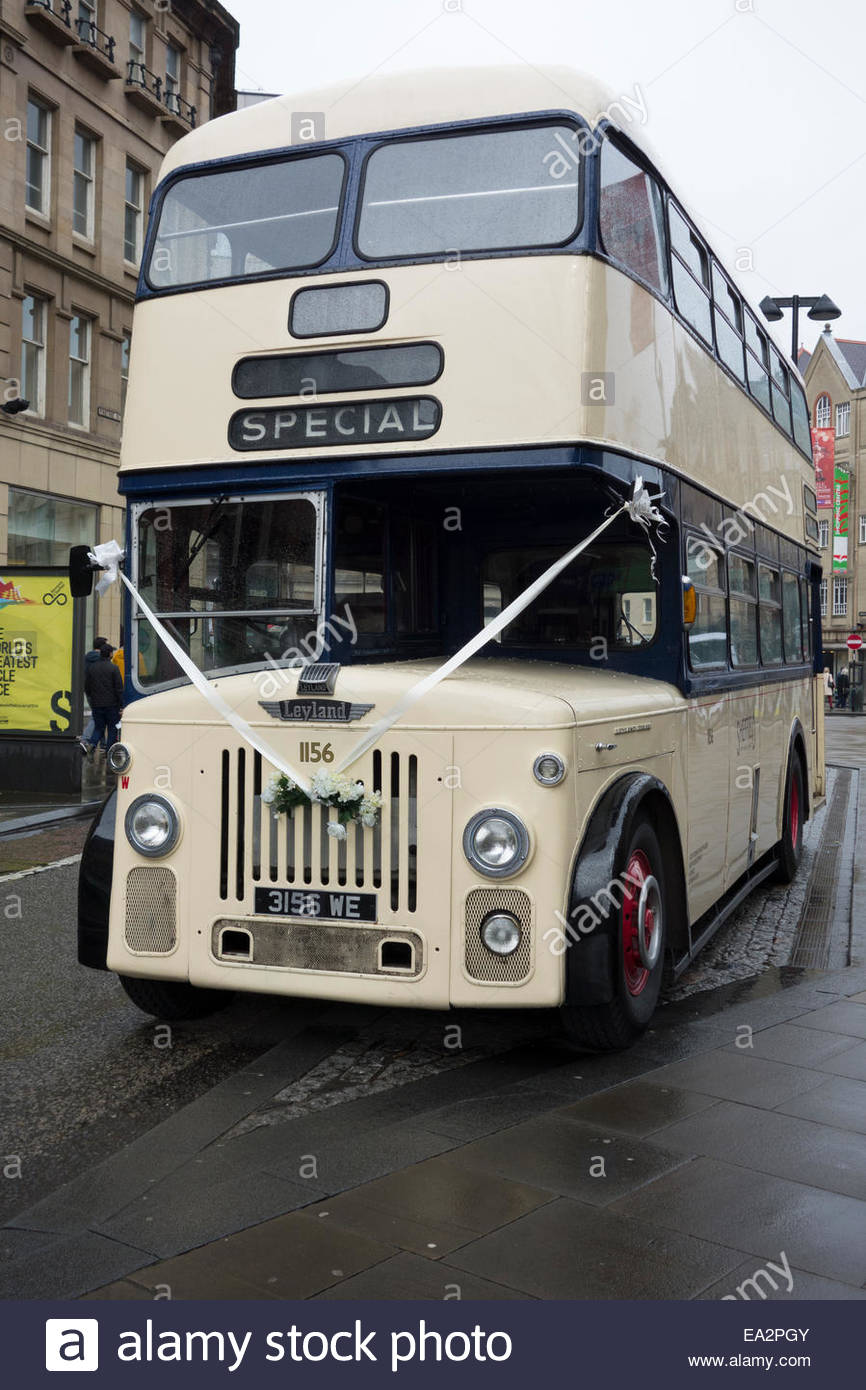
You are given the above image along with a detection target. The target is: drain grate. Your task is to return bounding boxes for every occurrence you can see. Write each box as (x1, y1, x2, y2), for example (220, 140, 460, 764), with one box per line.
(789, 768, 853, 969)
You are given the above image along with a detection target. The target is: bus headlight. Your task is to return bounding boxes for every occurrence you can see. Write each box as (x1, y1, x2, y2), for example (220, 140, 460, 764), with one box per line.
(463, 809, 530, 878)
(107, 742, 132, 774)
(481, 911, 522, 956)
(533, 752, 566, 786)
(125, 795, 180, 858)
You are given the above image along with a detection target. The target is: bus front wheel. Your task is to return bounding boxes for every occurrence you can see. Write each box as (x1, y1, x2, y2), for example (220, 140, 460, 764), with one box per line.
(560, 818, 667, 1051)
(118, 974, 234, 1021)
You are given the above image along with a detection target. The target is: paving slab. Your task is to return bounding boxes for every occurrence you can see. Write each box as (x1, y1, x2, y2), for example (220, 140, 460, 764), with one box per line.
(611, 1156, 866, 1287)
(774, 1075, 866, 1135)
(638, 1051, 827, 1108)
(0, 1230, 153, 1300)
(444, 1114, 690, 1206)
(788, 1000, 866, 1039)
(554, 1080, 720, 1137)
(421, 1088, 572, 1142)
(720, 1020, 863, 1067)
(813, 1039, 866, 1081)
(96, 1170, 320, 1260)
(444, 1196, 745, 1300)
(261, 1122, 458, 1192)
(651, 1099, 866, 1200)
(298, 1191, 481, 1260)
(337, 1155, 553, 1236)
(697, 1260, 866, 1301)
(319, 1250, 529, 1300)
(128, 1211, 396, 1300)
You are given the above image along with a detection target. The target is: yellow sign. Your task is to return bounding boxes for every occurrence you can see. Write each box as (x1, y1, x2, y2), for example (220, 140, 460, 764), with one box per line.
(0, 572, 75, 734)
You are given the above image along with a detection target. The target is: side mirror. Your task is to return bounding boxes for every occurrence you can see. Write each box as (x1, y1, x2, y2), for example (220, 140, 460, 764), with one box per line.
(69, 545, 95, 598)
(682, 576, 696, 629)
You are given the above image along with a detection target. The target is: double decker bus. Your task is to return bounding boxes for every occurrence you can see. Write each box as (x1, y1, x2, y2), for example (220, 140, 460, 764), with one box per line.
(75, 66, 824, 1049)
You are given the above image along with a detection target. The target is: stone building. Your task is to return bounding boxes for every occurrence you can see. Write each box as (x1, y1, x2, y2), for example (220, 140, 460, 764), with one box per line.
(0, 0, 239, 647)
(799, 328, 866, 696)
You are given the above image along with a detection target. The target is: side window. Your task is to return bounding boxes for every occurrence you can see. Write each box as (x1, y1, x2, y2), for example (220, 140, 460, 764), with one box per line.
(782, 572, 804, 663)
(743, 312, 772, 415)
(769, 346, 792, 436)
(791, 383, 812, 456)
(686, 532, 727, 669)
(668, 204, 712, 343)
(711, 263, 745, 382)
(728, 552, 758, 666)
(598, 140, 668, 293)
(758, 563, 782, 665)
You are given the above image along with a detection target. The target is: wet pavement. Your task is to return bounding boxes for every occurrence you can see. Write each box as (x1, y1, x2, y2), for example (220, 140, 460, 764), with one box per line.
(0, 722, 862, 1300)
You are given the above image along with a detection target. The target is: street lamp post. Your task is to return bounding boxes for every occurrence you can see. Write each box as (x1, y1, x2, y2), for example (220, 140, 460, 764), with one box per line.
(759, 294, 841, 360)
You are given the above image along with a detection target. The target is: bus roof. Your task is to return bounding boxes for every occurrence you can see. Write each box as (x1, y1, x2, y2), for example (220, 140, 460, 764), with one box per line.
(160, 64, 627, 177)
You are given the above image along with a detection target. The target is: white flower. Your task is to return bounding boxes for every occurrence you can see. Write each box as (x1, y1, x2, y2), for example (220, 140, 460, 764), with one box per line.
(337, 780, 365, 804)
(310, 771, 338, 800)
(326, 821, 348, 840)
(261, 786, 276, 804)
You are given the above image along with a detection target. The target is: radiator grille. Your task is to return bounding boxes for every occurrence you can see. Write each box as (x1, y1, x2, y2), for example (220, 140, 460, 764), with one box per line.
(124, 867, 177, 954)
(212, 918, 423, 976)
(464, 888, 533, 983)
(219, 748, 419, 913)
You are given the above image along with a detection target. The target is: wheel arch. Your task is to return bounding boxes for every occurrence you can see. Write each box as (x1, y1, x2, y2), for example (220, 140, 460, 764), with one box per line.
(780, 717, 810, 835)
(564, 772, 688, 1007)
(77, 790, 116, 970)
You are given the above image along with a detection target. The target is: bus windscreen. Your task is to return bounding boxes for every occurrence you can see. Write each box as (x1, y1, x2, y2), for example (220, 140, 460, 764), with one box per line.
(146, 154, 346, 290)
(357, 125, 581, 258)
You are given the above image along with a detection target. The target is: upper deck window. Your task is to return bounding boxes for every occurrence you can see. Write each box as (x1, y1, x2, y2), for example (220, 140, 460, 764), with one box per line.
(146, 154, 346, 290)
(356, 124, 581, 259)
(599, 140, 667, 293)
(668, 203, 712, 344)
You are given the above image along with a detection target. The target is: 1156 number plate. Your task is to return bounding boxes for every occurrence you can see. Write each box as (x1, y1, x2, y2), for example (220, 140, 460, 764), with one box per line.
(253, 888, 377, 922)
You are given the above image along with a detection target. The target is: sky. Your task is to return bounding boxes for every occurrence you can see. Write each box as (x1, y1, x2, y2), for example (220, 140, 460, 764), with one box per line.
(224, 0, 866, 360)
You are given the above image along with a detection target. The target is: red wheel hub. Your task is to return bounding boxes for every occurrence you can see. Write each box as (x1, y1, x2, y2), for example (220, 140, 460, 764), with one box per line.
(790, 773, 800, 847)
(622, 848, 655, 996)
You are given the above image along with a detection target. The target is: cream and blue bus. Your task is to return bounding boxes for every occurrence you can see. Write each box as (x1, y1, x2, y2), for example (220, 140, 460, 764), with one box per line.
(74, 66, 824, 1049)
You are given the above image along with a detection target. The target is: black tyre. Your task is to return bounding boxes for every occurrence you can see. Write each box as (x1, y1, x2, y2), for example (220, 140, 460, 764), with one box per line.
(773, 752, 805, 885)
(560, 818, 667, 1051)
(118, 974, 233, 1021)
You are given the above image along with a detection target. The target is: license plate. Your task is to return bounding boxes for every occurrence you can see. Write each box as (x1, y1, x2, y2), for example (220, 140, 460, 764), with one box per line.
(253, 887, 378, 922)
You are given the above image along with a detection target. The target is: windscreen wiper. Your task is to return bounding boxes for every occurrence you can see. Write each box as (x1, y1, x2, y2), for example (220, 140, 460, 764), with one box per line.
(182, 497, 229, 578)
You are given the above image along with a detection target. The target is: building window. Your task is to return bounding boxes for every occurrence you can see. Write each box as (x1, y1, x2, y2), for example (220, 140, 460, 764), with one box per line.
(165, 42, 181, 102)
(68, 315, 91, 427)
(129, 9, 146, 76)
(7, 487, 98, 566)
(21, 295, 47, 417)
(835, 401, 850, 436)
(124, 162, 144, 264)
(860, 514, 866, 545)
(819, 578, 827, 618)
(73, 129, 96, 240)
(818, 518, 829, 548)
(26, 98, 51, 216)
(832, 575, 848, 617)
(77, 0, 96, 41)
(815, 393, 831, 428)
(120, 332, 131, 415)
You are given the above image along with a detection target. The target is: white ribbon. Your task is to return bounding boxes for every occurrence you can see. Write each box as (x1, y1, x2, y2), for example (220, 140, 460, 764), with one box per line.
(91, 478, 664, 789)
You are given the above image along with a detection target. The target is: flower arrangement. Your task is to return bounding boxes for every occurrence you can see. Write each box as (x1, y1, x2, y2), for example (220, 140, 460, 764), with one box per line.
(261, 770, 384, 840)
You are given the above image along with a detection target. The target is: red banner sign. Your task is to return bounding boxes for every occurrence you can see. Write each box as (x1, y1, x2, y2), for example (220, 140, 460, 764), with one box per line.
(811, 427, 834, 508)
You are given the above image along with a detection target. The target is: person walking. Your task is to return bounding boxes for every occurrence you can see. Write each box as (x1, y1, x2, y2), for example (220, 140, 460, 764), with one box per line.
(83, 643, 123, 756)
(823, 666, 835, 713)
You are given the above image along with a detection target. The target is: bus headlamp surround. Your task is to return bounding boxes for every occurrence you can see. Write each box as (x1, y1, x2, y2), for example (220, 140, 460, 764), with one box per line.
(107, 742, 132, 774)
(463, 809, 530, 878)
(125, 794, 180, 858)
(533, 752, 566, 786)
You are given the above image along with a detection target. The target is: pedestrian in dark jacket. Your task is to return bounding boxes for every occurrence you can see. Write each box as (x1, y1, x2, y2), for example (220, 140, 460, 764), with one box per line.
(83, 646, 123, 753)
